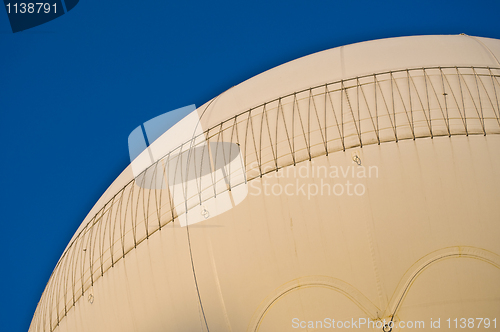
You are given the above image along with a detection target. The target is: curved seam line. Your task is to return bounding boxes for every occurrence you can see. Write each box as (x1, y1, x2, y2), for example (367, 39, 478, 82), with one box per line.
(468, 35, 500, 67)
(390, 252, 499, 319)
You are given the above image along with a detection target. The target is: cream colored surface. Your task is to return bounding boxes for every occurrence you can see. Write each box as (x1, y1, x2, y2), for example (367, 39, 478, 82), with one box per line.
(67, 34, 500, 245)
(30, 35, 500, 332)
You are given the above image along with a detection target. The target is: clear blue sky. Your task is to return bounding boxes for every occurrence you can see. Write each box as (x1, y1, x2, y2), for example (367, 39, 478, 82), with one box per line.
(1, 1, 499, 331)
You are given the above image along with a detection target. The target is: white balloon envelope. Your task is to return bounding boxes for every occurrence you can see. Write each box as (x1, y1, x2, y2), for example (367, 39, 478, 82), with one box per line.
(30, 35, 500, 332)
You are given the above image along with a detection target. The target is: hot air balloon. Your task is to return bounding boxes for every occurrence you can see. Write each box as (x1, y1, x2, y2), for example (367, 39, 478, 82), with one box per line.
(30, 35, 500, 332)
